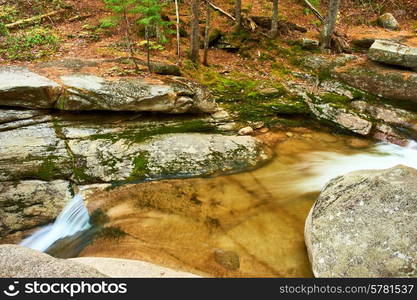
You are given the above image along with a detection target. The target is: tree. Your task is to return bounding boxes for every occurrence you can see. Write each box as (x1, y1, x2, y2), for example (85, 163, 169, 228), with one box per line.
(321, 0, 340, 50)
(270, 0, 279, 38)
(203, 0, 210, 66)
(174, 0, 181, 62)
(235, 0, 242, 29)
(136, 0, 171, 72)
(103, 0, 140, 72)
(189, 0, 200, 63)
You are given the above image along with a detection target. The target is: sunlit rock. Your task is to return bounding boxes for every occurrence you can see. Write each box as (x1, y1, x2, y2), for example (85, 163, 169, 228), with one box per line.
(0, 180, 73, 237)
(0, 66, 60, 109)
(306, 165, 417, 277)
(56, 74, 217, 113)
(368, 40, 417, 69)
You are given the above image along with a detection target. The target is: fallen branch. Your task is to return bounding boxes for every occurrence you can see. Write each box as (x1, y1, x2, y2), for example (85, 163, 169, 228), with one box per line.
(209, 2, 235, 21)
(5, 9, 67, 29)
(68, 14, 92, 23)
(302, 0, 325, 23)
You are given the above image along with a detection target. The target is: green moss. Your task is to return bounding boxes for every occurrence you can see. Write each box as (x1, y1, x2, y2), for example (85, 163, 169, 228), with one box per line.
(90, 120, 218, 144)
(37, 156, 60, 181)
(128, 152, 149, 180)
(319, 93, 351, 106)
(72, 164, 96, 183)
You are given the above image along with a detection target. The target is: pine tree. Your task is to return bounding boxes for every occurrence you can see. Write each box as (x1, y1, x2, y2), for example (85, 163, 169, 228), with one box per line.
(135, 0, 171, 72)
(103, 0, 141, 72)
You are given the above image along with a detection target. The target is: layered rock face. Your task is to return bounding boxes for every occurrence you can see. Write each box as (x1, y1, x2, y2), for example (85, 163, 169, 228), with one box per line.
(305, 165, 417, 277)
(0, 66, 217, 114)
(57, 74, 217, 113)
(0, 67, 60, 109)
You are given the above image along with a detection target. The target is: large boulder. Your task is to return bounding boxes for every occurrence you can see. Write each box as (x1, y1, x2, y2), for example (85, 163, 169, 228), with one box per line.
(0, 66, 61, 109)
(368, 40, 417, 69)
(0, 245, 105, 277)
(305, 100, 372, 135)
(56, 74, 217, 113)
(67, 133, 272, 183)
(0, 180, 73, 236)
(305, 165, 417, 277)
(333, 61, 417, 104)
(377, 13, 400, 30)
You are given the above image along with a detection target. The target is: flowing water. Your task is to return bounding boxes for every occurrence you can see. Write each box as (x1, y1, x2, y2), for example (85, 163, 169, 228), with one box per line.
(21, 194, 91, 252)
(20, 130, 417, 277)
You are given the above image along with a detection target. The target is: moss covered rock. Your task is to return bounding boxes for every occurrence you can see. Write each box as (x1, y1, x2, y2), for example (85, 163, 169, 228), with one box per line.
(57, 74, 217, 113)
(333, 61, 417, 104)
(67, 133, 272, 183)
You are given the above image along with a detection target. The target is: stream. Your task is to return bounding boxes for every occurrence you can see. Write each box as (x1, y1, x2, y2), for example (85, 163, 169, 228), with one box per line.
(20, 130, 417, 277)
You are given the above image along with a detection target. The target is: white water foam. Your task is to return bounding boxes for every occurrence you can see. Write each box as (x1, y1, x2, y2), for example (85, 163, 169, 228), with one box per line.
(20, 193, 91, 252)
(293, 140, 417, 193)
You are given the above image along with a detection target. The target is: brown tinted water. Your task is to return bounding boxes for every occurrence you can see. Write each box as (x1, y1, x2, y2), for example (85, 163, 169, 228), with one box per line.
(79, 130, 373, 277)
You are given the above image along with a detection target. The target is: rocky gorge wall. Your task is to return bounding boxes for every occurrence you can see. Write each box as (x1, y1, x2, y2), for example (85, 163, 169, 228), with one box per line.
(0, 65, 272, 241)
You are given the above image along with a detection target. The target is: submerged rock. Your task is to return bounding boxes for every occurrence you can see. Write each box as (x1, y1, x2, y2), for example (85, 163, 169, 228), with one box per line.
(368, 40, 417, 69)
(305, 165, 417, 277)
(0, 245, 105, 277)
(0, 66, 60, 109)
(0, 180, 73, 237)
(56, 74, 217, 113)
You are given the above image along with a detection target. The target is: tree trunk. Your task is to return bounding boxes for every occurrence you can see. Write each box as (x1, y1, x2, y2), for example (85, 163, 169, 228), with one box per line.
(190, 0, 200, 63)
(175, 0, 181, 62)
(270, 0, 279, 38)
(235, 0, 242, 28)
(321, 0, 340, 50)
(203, 0, 210, 66)
(122, 8, 139, 73)
(146, 26, 151, 73)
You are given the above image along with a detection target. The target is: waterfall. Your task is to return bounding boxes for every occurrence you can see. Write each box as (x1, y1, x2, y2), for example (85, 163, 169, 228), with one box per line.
(294, 140, 417, 193)
(20, 193, 91, 252)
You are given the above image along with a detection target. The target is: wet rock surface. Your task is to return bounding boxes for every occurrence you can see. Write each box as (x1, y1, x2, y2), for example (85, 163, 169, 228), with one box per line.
(305, 165, 417, 277)
(0, 180, 73, 237)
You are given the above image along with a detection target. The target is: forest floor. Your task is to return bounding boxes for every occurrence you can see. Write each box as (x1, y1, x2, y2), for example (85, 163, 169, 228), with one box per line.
(1, 0, 417, 129)
(1, 0, 416, 77)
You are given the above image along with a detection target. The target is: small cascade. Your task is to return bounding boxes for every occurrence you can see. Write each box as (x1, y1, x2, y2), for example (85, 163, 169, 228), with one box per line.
(20, 193, 91, 252)
(294, 140, 417, 193)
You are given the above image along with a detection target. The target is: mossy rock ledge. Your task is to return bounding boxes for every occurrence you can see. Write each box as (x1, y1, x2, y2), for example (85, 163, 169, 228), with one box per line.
(0, 66, 218, 114)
